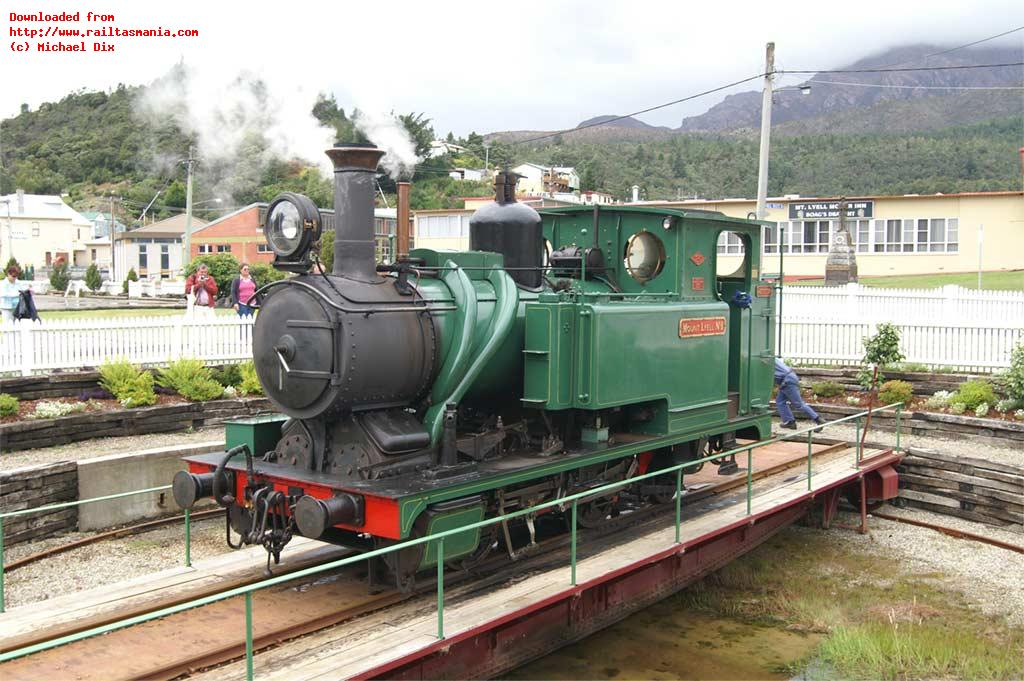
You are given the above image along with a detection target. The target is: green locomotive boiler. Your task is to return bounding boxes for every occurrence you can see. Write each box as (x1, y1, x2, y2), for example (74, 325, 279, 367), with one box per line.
(173, 144, 776, 587)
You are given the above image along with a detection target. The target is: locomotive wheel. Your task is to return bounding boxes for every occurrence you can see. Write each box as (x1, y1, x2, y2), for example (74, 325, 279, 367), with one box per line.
(449, 524, 498, 571)
(576, 497, 615, 529)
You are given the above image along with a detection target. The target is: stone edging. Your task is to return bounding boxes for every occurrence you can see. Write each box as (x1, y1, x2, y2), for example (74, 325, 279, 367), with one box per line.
(0, 397, 271, 453)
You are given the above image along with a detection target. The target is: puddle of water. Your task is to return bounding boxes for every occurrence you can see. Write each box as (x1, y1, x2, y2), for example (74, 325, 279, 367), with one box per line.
(505, 598, 820, 681)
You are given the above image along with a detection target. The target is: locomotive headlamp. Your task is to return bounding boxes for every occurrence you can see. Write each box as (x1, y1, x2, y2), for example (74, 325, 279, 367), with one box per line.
(662, 217, 674, 230)
(264, 192, 321, 266)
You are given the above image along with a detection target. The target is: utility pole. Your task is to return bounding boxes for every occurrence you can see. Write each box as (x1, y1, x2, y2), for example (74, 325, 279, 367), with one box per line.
(755, 42, 775, 220)
(182, 145, 195, 270)
(484, 142, 491, 173)
(977, 223, 984, 290)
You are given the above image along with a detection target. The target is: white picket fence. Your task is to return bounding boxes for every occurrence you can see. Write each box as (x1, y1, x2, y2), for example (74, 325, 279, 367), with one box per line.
(0, 315, 254, 376)
(779, 284, 1024, 372)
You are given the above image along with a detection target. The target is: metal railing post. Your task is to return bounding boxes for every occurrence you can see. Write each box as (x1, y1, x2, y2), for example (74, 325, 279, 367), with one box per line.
(244, 591, 254, 681)
(184, 508, 192, 568)
(674, 469, 682, 544)
(437, 538, 445, 639)
(746, 450, 753, 515)
(806, 429, 813, 491)
(855, 416, 862, 467)
(0, 518, 5, 614)
(895, 403, 902, 452)
(570, 500, 578, 585)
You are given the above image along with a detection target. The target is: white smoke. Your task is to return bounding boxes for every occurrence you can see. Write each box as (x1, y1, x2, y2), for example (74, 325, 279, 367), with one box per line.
(353, 110, 421, 180)
(137, 63, 335, 198)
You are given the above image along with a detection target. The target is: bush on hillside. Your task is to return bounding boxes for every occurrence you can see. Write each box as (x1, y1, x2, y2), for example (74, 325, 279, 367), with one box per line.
(952, 380, 997, 411)
(878, 380, 913, 407)
(156, 358, 224, 402)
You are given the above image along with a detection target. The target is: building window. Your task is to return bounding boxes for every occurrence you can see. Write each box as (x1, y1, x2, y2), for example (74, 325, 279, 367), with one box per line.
(138, 244, 147, 271)
(32, 222, 40, 237)
(161, 244, 170, 271)
(257, 243, 271, 253)
(418, 215, 468, 238)
(217, 245, 231, 253)
(91, 248, 97, 261)
(716, 231, 745, 254)
(872, 217, 958, 253)
(198, 244, 213, 254)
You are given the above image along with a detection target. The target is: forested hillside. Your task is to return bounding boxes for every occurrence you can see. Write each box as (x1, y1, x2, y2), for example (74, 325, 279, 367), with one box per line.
(1, 73, 1020, 221)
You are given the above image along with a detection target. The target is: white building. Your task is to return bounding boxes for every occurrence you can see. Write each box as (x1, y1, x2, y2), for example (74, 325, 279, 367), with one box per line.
(581, 190, 616, 205)
(112, 213, 208, 282)
(448, 168, 486, 182)
(0, 190, 93, 269)
(429, 140, 468, 158)
(511, 163, 580, 196)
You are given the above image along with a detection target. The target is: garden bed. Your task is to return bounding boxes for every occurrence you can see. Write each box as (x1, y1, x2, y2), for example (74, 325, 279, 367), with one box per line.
(0, 397, 271, 452)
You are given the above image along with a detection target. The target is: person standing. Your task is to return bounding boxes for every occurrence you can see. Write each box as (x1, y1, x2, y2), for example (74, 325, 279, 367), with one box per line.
(185, 263, 218, 318)
(1, 266, 21, 323)
(230, 263, 257, 316)
(774, 358, 823, 430)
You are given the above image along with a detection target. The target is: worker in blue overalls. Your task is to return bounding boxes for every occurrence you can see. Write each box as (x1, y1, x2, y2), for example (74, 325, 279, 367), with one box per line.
(774, 358, 824, 430)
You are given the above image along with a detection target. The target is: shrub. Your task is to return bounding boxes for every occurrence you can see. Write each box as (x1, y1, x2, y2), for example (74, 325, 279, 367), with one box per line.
(320, 229, 335, 272)
(811, 381, 845, 398)
(953, 380, 998, 411)
(212, 363, 243, 388)
(974, 402, 990, 418)
(889, 362, 930, 373)
(123, 267, 138, 294)
(924, 390, 952, 409)
(1004, 343, 1024, 402)
(222, 385, 238, 398)
(28, 401, 88, 419)
(855, 367, 880, 390)
(845, 396, 861, 406)
(157, 358, 224, 402)
(48, 260, 70, 292)
(5, 256, 19, 272)
(184, 254, 240, 295)
(120, 371, 157, 408)
(248, 262, 286, 288)
(878, 380, 913, 407)
(20, 264, 34, 281)
(238, 360, 263, 396)
(0, 393, 19, 417)
(99, 359, 157, 407)
(949, 402, 967, 414)
(1016, 409, 1024, 421)
(995, 398, 1021, 414)
(84, 263, 102, 291)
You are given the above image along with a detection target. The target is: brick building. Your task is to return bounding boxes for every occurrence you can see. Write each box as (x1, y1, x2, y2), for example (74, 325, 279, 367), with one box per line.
(190, 204, 272, 264)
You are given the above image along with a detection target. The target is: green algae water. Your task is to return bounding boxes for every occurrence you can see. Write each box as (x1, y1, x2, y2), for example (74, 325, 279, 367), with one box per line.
(505, 599, 821, 680)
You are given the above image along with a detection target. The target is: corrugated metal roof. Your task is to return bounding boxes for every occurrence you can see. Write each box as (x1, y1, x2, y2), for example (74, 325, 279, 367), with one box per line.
(0, 193, 91, 224)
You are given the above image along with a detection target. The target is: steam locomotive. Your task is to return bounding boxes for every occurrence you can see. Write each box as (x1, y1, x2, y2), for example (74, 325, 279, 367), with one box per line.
(172, 144, 776, 588)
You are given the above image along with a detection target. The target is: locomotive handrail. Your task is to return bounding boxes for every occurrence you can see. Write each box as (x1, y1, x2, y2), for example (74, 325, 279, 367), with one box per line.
(0, 403, 904, 676)
(248, 279, 457, 314)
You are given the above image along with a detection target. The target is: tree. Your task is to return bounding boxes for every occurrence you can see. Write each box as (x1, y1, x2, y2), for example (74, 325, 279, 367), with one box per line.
(84, 263, 102, 291)
(4, 257, 19, 273)
(123, 267, 138, 294)
(184, 254, 240, 295)
(49, 260, 70, 292)
(859, 322, 906, 445)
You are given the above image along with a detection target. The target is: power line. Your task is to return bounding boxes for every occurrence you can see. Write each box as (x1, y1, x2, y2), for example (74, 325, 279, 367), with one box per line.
(806, 78, 1024, 90)
(781, 61, 1024, 75)
(510, 72, 767, 146)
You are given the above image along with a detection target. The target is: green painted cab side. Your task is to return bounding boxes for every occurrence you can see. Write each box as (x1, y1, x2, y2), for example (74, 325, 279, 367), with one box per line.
(419, 503, 485, 568)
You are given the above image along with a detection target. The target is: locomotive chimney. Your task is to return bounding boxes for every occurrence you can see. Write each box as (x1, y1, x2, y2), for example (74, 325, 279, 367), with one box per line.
(396, 181, 411, 260)
(324, 144, 386, 280)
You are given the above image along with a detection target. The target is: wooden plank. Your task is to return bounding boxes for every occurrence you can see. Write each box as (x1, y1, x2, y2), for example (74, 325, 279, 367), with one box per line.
(900, 499, 1017, 528)
(897, 489, 1023, 524)
(899, 461, 1023, 493)
(905, 447, 1024, 476)
(898, 472, 1024, 506)
(900, 481, 1023, 515)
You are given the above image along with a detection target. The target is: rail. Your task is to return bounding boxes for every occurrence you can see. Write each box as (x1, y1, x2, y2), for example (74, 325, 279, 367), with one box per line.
(0, 403, 904, 677)
(0, 485, 194, 613)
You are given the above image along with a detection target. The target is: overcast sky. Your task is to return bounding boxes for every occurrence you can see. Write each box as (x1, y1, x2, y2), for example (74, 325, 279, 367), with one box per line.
(3, 0, 1022, 135)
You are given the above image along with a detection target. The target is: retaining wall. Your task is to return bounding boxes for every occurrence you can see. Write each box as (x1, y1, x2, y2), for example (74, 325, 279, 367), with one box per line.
(0, 462, 79, 544)
(77, 441, 224, 530)
(797, 367, 977, 396)
(0, 397, 271, 452)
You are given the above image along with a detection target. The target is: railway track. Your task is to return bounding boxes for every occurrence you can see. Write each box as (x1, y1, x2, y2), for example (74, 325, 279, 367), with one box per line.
(0, 443, 853, 680)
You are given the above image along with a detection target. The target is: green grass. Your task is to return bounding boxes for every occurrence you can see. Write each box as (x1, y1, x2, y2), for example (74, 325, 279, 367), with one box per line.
(39, 308, 235, 319)
(676, 527, 1024, 680)
(791, 270, 1024, 290)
